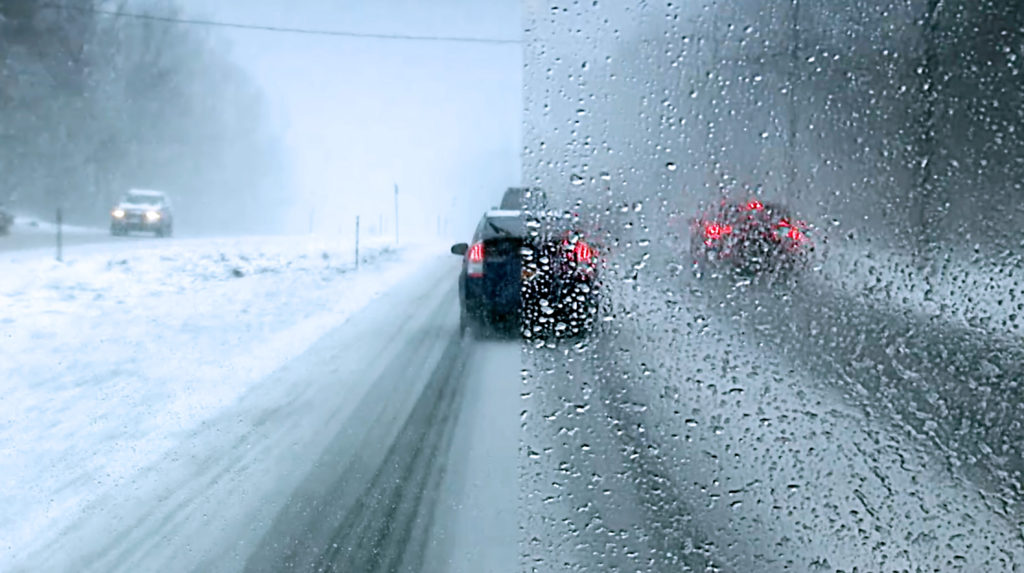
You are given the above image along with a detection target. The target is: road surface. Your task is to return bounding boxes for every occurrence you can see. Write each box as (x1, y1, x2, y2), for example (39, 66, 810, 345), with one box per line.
(0, 221, 156, 255)
(7, 241, 1023, 572)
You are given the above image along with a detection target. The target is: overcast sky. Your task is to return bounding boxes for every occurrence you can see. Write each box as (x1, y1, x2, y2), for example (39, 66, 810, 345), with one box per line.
(179, 0, 523, 237)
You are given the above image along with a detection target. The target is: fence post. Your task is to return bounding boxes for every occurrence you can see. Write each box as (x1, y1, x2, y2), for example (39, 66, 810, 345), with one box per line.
(56, 208, 63, 262)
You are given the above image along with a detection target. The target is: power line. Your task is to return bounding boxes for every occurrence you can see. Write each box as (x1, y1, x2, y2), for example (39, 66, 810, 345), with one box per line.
(41, 4, 522, 45)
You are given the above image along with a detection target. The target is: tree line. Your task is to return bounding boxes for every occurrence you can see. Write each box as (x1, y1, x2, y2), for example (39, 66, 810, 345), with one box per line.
(0, 0, 290, 232)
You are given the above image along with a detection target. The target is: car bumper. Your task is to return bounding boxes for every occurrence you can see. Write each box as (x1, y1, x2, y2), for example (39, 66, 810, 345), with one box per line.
(462, 274, 598, 330)
(111, 218, 164, 231)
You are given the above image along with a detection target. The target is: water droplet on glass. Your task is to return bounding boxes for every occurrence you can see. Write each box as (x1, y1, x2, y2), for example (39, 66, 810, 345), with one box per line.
(666, 162, 677, 171)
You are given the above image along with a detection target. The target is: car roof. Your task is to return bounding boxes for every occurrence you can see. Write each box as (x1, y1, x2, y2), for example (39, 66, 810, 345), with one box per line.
(485, 209, 522, 218)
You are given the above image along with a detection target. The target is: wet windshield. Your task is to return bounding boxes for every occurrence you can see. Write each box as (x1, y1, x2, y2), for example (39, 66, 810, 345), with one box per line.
(1, 1, 1021, 571)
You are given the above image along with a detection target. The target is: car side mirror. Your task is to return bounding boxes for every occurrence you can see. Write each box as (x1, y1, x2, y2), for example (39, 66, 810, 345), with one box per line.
(450, 243, 468, 256)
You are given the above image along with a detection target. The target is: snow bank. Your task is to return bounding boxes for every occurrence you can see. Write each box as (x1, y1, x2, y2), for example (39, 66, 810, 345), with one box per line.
(0, 235, 437, 566)
(814, 243, 1023, 336)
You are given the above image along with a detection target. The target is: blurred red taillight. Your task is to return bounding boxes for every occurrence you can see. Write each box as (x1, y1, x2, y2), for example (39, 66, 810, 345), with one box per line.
(704, 223, 732, 240)
(747, 200, 764, 211)
(467, 242, 485, 277)
(775, 219, 804, 241)
(572, 240, 593, 264)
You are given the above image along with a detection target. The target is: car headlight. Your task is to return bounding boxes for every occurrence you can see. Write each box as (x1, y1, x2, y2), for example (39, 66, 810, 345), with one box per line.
(145, 211, 161, 222)
(112, 209, 125, 218)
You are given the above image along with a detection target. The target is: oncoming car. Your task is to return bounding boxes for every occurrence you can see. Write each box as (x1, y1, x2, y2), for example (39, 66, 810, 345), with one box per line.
(451, 209, 600, 338)
(691, 198, 816, 277)
(110, 189, 174, 237)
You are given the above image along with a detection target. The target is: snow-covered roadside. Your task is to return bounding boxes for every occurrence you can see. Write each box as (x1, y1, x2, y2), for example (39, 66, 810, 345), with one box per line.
(814, 243, 1022, 336)
(0, 235, 439, 566)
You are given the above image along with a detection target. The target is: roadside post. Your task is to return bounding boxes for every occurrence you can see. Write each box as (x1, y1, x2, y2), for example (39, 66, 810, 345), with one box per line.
(56, 208, 63, 262)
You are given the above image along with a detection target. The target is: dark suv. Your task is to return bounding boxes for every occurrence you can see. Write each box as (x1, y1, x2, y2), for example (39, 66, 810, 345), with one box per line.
(451, 209, 600, 338)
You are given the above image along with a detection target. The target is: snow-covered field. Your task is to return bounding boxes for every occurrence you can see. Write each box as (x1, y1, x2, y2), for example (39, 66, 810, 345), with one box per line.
(0, 235, 439, 566)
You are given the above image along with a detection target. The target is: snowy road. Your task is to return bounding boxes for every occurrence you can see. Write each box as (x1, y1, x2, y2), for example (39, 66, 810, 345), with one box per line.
(521, 269, 1024, 571)
(5, 242, 523, 572)
(0, 217, 113, 253)
(3, 236, 1023, 571)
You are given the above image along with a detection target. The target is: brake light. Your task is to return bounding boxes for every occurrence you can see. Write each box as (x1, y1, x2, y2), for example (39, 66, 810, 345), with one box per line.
(775, 219, 804, 242)
(704, 223, 732, 240)
(467, 242, 485, 277)
(747, 200, 764, 211)
(572, 240, 593, 264)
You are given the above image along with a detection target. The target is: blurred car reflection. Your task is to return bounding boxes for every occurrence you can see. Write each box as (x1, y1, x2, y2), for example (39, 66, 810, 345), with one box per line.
(690, 198, 816, 277)
(451, 207, 600, 338)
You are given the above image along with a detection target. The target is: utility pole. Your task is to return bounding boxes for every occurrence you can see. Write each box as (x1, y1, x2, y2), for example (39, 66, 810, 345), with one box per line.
(394, 183, 399, 245)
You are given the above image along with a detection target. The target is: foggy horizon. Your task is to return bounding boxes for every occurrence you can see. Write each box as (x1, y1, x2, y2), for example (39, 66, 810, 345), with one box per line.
(182, 0, 523, 240)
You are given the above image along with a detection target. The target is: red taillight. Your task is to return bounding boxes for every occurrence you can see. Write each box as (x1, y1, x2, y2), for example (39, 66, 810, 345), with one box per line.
(467, 242, 485, 277)
(704, 222, 732, 240)
(747, 200, 764, 211)
(776, 219, 806, 243)
(562, 233, 596, 266)
(572, 240, 593, 264)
